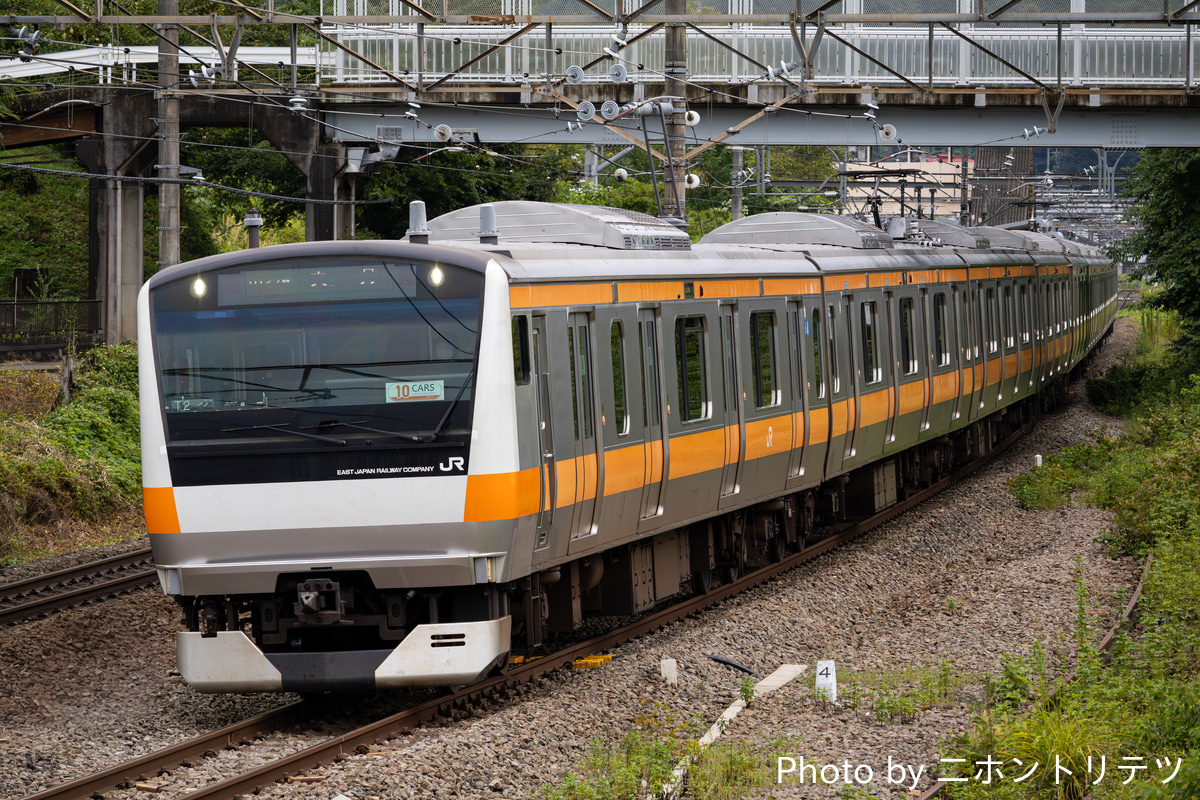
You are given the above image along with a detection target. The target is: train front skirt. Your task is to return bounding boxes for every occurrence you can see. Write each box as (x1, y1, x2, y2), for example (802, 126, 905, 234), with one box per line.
(175, 617, 512, 693)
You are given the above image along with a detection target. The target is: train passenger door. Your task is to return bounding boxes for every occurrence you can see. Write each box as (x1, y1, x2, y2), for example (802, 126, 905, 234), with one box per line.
(968, 287, 987, 419)
(638, 307, 666, 521)
(531, 316, 555, 547)
(566, 312, 599, 540)
(718, 304, 743, 501)
(950, 286, 968, 424)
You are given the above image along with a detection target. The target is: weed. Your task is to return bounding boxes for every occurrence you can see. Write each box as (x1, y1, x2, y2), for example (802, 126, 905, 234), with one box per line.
(947, 596, 963, 614)
(737, 678, 756, 705)
(0, 368, 60, 419)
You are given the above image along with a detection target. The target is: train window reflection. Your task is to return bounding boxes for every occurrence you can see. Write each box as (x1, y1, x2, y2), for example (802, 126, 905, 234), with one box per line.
(811, 309, 825, 399)
(934, 293, 950, 367)
(611, 320, 629, 436)
(751, 312, 779, 409)
(861, 302, 881, 384)
(675, 316, 709, 422)
(900, 297, 918, 375)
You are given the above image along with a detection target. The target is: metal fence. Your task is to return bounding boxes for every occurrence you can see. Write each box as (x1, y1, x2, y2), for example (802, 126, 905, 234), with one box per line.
(318, 20, 1198, 89)
(0, 301, 102, 342)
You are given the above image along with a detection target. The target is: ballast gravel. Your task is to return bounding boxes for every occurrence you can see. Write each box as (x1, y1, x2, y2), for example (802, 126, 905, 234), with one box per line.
(0, 319, 1138, 800)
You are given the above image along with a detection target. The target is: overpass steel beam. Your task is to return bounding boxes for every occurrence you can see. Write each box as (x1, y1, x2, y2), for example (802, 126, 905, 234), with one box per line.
(325, 104, 1200, 148)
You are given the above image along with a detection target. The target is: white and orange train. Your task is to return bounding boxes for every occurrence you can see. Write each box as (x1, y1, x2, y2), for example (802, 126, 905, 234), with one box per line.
(138, 201, 1117, 692)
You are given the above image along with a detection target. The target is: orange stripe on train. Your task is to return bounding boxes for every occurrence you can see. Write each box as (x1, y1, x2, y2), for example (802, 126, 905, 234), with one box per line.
(464, 468, 541, 522)
(143, 486, 181, 534)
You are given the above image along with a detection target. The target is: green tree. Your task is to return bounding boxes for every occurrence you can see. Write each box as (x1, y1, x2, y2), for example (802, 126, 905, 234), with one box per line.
(1111, 148, 1200, 355)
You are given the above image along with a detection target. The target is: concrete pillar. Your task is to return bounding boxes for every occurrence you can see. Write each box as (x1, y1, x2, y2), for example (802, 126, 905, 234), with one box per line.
(305, 144, 342, 242)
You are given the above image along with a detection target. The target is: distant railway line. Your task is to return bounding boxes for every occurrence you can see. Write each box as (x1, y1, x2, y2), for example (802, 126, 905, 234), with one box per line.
(0, 549, 157, 627)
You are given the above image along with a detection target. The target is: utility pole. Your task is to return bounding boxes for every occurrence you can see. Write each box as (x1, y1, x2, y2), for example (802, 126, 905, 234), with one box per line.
(158, 0, 181, 271)
(662, 0, 687, 222)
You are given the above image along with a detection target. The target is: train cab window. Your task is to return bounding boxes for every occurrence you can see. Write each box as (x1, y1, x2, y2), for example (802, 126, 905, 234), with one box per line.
(899, 297, 918, 375)
(610, 320, 630, 436)
(810, 308, 825, 399)
(751, 311, 779, 409)
(512, 316, 530, 385)
(827, 305, 841, 394)
(933, 293, 950, 367)
(861, 302, 882, 384)
(675, 316, 709, 422)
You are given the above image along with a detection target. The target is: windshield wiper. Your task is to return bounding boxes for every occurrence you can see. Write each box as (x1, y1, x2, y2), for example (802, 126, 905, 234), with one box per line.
(221, 423, 346, 446)
(427, 364, 476, 441)
(301, 420, 430, 443)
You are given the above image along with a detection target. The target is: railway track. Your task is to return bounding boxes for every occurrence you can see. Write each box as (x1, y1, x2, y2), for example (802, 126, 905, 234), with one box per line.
(0, 548, 158, 627)
(1117, 288, 1141, 310)
(19, 424, 1025, 800)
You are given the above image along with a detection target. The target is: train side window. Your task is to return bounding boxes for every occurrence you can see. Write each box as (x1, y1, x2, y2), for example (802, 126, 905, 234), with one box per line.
(675, 316, 709, 422)
(1003, 287, 1015, 348)
(750, 311, 779, 409)
(861, 301, 881, 384)
(577, 324, 594, 439)
(933, 293, 950, 367)
(956, 289, 970, 363)
(639, 319, 659, 428)
(827, 305, 841, 394)
(610, 320, 630, 436)
(1019, 285, 1031, 344)
(568, 327, 580, 439)
(985, 288, 998, 355)
(899, 297, 918, 374)
(512, 316, 530, 385)
(811, 308, 825, 399)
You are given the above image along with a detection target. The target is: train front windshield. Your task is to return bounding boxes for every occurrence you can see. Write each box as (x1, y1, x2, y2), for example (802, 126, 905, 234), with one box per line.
(151, 258, 482, 459)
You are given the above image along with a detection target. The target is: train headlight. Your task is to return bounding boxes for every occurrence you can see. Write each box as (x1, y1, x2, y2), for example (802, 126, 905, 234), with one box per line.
(428, 266, 445, 287)
(189, 276, 208, 299)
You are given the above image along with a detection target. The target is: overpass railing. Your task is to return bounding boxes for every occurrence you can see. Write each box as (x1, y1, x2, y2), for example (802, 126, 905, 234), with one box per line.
(316, 20, 1198, 89)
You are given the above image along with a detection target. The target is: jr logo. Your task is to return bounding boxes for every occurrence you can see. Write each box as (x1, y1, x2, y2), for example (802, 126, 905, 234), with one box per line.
(439, 457, 465, 472)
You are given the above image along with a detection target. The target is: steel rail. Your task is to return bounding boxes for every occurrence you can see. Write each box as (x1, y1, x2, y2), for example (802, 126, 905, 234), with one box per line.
(19, 703, 309, 800)
(0, 548, 158, 626)
(0, 568, 159, 626)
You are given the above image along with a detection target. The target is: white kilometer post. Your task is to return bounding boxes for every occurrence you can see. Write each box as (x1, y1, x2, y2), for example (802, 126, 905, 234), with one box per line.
(816, 660, 838, 703)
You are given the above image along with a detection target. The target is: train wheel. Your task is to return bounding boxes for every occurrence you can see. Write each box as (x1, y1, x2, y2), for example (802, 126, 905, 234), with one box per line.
(770, 535, 788, 563)
(693, 568, 713, 594)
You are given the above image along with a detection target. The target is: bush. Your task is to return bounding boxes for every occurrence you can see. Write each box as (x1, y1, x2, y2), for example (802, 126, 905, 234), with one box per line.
(0, 343, 142, 559)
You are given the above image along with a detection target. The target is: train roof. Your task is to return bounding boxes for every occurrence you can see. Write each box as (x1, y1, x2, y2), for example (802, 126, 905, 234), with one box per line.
(407, 202, 1109, 283)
